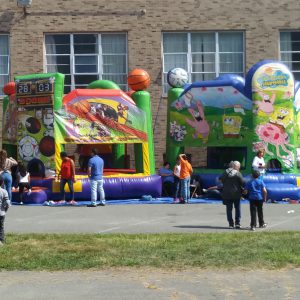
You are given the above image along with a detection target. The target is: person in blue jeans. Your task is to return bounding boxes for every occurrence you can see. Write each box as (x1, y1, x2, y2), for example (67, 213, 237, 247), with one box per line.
(244, 170, 267, 231)
(87, 148, 105, 207)
(0, 150, 18, 202)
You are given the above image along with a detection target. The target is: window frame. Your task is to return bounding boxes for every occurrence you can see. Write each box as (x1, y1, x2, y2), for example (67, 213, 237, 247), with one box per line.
(0, 34, 10, 97)
(44, 32, 128, 93)
(279, 30, 300, 80)
(162, 31, 245, 95)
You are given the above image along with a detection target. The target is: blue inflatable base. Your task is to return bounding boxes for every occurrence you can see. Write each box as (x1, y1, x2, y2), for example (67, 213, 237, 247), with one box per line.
(11, 197, 298, 206)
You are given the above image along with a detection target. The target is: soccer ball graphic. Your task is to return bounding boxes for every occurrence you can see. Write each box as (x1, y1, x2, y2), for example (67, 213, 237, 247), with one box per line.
(167, 68, 188, 88)
(18, 136, 39, 161)
(43, 108, 54, 130)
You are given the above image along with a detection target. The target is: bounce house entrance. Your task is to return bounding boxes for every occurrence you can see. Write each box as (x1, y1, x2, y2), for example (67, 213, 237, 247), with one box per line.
(267, 159, 282, 173)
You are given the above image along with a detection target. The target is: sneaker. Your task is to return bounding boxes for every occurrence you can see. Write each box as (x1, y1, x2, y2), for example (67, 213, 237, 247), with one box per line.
(235, 224, 241, 229)
(69, 200, 77, 205)
(27, 189, 32, 195)
(259, 223, 267, 228)
(202, 189, 208, 193)
(250, 227, 256, 231)
(229, 225, 234, 229)
(173, 198, 180, 203)
(58, 200, 66, 204)
(98, 202, 105, 206)
(87, 203, 97, 207)
(20, 202, 23, 205)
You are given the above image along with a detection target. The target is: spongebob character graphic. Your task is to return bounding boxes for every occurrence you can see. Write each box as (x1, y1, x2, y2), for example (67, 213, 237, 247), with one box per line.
(222, 115, 242, 138)
(269, 107, 293, 128)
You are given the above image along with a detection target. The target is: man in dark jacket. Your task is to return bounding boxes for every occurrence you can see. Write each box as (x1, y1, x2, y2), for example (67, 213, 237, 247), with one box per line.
(220, 161, 244, 229)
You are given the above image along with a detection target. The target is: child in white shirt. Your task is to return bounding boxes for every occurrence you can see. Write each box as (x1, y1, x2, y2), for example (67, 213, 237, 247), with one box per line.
(0, 176, 9, 245)
(16, 163, 31, 205)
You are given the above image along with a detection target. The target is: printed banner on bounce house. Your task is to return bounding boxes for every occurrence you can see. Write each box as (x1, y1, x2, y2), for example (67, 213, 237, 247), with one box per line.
(14, 73, 64, 170)
(251, 62, 296, 170)
(54, 90, 148, 144)
(169, 83, 253, 148)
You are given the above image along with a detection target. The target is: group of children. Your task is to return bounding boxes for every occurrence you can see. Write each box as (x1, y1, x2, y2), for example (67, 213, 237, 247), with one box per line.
(158, 154, 193, 204)
(0, 149, 31, 246)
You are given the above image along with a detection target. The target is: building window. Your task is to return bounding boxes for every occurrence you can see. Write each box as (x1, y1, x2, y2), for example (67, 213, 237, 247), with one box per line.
(280, 32, 300, 80)
(162, 32, 245, 93)
(45, 33, 128, 94)
(0, 35, 9, 96)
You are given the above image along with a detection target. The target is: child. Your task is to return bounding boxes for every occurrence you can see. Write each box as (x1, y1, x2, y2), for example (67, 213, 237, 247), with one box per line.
(173, 157, 181, 202)
(244, 170, 267, 231)
(0, 176, 10, 246)
(58, 151, 77, 205)
(179, 154, 193, 204)
(16, 163, 31, 205)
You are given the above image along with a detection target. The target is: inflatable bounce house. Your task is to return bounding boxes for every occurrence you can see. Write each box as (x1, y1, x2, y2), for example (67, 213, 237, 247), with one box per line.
(2, 69, 161, 204)
(166, 60, 300, 201)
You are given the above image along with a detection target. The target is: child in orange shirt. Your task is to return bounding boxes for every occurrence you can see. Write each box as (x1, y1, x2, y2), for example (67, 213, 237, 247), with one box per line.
(179, 154, 193, 203)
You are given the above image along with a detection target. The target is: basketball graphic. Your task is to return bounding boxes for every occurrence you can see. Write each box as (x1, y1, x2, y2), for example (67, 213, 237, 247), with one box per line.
(167, 68, 188, 88)
(25, 117, 41, 134)
(74, 101, 91, 114)
(19, 136, 39, 161)
(3, 81, 16, 95)
(39, 136, 55, 157)
(128, 69, 150, 91)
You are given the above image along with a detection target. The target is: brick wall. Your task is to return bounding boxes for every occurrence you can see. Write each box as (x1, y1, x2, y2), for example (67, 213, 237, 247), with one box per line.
(1, 0, 300, 169)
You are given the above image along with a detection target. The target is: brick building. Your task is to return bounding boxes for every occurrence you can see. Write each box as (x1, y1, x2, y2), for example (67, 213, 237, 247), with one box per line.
(0, 0, 300, 168)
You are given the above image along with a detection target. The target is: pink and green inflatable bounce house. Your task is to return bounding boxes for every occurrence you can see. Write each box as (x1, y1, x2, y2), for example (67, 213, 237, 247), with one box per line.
(2, 69, 161, 204)
(166, 60, 300, 201)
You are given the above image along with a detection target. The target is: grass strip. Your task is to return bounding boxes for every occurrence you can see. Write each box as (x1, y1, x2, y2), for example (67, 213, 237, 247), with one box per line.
(1, 231, 300, 270)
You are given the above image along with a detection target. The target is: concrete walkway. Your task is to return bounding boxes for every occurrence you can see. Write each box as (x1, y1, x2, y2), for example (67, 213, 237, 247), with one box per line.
(0, 268, 300, 300)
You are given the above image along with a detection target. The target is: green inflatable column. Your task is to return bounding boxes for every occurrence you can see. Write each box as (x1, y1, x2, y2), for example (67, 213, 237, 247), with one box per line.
(2, 95, 17, 157)
(132, 90, 155, 174)
(88, 79, 125, 168)
(112, 144, 125, 168)
(166, 87, 184, 167)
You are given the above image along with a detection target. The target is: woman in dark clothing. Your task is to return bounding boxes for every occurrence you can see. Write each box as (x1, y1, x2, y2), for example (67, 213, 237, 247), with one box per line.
(220, 161, 244, 229)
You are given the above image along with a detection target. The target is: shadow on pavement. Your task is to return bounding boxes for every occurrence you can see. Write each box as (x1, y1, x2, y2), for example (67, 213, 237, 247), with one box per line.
(174, 225, 250, 231)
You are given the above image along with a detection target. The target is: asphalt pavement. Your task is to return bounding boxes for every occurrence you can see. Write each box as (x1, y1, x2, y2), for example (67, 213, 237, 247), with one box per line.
(5, 202, 300, 234)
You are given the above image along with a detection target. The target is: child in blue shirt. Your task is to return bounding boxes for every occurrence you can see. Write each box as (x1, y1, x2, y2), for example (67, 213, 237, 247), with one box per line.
(245, 170, 267, 231)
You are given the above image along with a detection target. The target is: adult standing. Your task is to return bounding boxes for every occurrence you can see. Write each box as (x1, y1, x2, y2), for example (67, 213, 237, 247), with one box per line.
(87, 148, 105, 207)
(220, 161, 244, 229)
(0, 150, 18, 202)
(57, 152, 77, 205)
(252, 150, 266, 176)
(179, 154, 193, 204)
